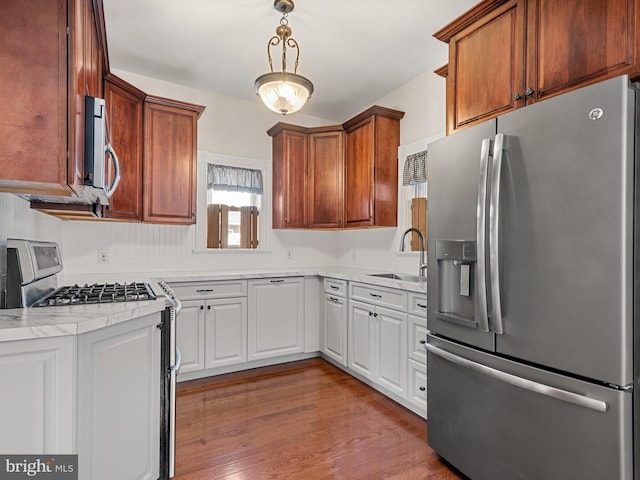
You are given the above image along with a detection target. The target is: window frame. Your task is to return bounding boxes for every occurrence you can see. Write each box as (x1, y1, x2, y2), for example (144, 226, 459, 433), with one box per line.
(195, 151, 271, 252)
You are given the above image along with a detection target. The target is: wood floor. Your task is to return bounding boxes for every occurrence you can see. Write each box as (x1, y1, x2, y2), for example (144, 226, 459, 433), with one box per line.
(174, 358, 466, 480)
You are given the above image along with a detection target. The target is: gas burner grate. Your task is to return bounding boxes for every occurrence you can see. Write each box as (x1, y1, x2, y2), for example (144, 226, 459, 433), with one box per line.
(33, 282, 157, 307)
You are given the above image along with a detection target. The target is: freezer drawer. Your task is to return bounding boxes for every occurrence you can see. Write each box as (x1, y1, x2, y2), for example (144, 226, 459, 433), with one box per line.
(426, 335, 632, 480)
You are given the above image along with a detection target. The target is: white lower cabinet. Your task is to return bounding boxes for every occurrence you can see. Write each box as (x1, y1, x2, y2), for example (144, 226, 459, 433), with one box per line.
(348, 299, 407, 397)
(248, 277, 304, 360)
(407, 358, 427, 411)
(323, 293, 347, 366)
(178, 300, 206, 373)
(0, 336, 75, 454)
(77, 313, 161, 480)
(204, 298, 247, 368)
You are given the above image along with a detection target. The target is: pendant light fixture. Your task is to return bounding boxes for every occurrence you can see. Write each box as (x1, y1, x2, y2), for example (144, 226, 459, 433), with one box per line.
(255, 0, 314, 115)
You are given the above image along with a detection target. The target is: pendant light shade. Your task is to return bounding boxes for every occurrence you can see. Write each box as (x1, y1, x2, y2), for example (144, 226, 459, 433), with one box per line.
(255, 0, 314, 115)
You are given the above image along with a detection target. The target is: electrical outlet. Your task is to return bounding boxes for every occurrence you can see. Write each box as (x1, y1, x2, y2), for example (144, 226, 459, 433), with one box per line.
(287, 250, 293, 260)
(98, 249, 109, 264)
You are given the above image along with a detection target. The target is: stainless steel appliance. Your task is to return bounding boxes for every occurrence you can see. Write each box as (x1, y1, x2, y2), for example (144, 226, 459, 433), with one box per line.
(426, 75, 638, 480)
(2, 239, 178, 479)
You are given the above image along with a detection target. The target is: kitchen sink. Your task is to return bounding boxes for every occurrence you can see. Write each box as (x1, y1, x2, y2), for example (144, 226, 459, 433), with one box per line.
(366, 272, 427, 283)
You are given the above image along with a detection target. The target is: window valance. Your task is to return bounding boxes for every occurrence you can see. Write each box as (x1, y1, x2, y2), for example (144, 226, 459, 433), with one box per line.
(207, 164, 264, 194)
(402, 150, 428, 185)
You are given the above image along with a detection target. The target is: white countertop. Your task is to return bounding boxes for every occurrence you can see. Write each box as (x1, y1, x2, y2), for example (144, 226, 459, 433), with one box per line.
(0, 268, 426, 343)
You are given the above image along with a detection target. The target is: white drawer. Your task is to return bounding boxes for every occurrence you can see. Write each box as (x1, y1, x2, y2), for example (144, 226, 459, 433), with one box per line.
(407, 358, 427, 414)
(167, 280, 247, 299)
(350, 282, 407, 311)
(408, 292, 427, 317)
(408, 314, 428, 363)
(323, 278, 347, 296)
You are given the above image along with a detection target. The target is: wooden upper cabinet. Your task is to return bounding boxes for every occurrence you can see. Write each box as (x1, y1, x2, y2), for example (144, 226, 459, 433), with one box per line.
(435, 0, 640, 133)
(0, 0, 105, 196)
(143, 97, 204, 225)
(526, 0, 640, 103)
(269, 125, 308, 229)
(307, 130, 344, 229)
(443, 0, 525, 132)
(343, 107, 403, 228)
(344, 117, 375, 227)
(268, 106, 403, 230)
(103, 74, 145, 221)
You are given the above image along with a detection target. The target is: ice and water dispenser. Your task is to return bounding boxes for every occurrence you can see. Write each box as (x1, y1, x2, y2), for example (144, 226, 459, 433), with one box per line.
(434, 240, 477, 327)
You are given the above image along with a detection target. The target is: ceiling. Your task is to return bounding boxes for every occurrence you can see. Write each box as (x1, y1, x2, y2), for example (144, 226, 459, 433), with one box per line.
(102, 0, 478, 121)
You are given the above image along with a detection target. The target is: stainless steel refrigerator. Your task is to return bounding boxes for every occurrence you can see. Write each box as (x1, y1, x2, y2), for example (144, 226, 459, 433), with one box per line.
(426, 75, 638, 480)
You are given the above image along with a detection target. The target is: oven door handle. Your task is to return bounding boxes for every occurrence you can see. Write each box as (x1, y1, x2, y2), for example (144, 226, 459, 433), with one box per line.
(170, 347, 182, 373)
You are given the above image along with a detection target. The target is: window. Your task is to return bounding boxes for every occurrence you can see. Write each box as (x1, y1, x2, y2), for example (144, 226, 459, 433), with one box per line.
(206, 163, 263, 249)
(402, 149, 428, 251)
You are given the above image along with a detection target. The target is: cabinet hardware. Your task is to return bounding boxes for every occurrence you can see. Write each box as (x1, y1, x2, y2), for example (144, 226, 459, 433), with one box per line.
(330, 285, 339, 290)
(419, 340, 426, 344)
(369, 293, 382, 298)
(200, 305, 204, 310)
(419, 386, 426, 391)
(417, 303, 427, 309)
(525, 87, 534, 96)
(368, 311, 373, 316)
(329, 296, 340, 302)
(196, 289, 214, 293)
(513, 92, 522, 100)
(207, 305, 211, 310)
(373, 313, 378, 317)
(270, 279, 285, 283)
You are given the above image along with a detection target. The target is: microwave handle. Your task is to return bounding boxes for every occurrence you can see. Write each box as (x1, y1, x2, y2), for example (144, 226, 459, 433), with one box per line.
(105, 143, 121, 198)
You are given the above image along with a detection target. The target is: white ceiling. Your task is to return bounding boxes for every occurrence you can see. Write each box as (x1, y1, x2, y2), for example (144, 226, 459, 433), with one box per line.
(102, 0, 478, 121)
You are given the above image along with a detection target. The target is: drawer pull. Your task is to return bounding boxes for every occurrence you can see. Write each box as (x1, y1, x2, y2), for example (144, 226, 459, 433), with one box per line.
(270, 279, 285, 283)
(330, 285, 339, 290)
(196, 289, 214, 293)
(419, 387, 426, 392)
(369, 293, 382, 298)
(329, 296, 340, 302)
(417, 303, 427, 309)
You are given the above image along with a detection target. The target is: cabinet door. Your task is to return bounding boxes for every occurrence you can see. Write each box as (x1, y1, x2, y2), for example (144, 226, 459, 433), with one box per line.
(177, 300, 206, 373)
(526, 0, 640, 103)
(407, 358, 427, 414)
(408, 314, 428, 363)
(0, 336, 75, 454)
(204, 298, 247, 369)
(348, 300, 376, 380)
(104, 75, 144, 220)
(0, 0, 68, 196)
(446, 0, 525, 132)
(248, 278, 304, 360)
(344, 118, 375, 227)
(307, 131, 344, 228)
(376, 306, 407, 396)
(272, 130, 307, 228)
(323, 294, 347, 365)
(143, 100, 199, 224)
(77, 313, 160, 480)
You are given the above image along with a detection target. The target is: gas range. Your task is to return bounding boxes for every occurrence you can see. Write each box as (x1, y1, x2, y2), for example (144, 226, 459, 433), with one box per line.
(31, 282, 157, 307)
(2, 239, 156, 309)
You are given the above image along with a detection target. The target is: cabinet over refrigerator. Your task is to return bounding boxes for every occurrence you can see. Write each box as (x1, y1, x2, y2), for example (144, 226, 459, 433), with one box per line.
(426, 75, 637, 480)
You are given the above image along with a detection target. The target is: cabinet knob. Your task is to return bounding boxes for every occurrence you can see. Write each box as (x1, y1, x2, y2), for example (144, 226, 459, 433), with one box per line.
(513, 92, 522, 101)
(419, 386, 426, 392)
(373, 312, 378, 318)
(419, 339, 426, 345)
(525, 87, 534, 97)
(207, 305, 211, 310)
(200, 305, 204, 310)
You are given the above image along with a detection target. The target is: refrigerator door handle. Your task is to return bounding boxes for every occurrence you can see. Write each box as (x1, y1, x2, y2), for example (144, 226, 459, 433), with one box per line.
(425, 343, 608, 413)
(489, 133, 505, 334)
(476, 138, 491, 332)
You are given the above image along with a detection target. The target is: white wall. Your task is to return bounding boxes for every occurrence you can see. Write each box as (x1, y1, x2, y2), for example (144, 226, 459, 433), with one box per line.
(1, 66, 446, 278)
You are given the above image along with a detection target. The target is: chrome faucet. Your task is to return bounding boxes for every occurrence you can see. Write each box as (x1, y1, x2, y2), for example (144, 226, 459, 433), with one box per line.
(400, 228, 427, 277)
